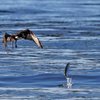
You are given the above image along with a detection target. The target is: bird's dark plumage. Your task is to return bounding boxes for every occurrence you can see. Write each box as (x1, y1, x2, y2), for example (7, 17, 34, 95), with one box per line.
(64, 63, 70, 78)
(2, 29, 43, 50)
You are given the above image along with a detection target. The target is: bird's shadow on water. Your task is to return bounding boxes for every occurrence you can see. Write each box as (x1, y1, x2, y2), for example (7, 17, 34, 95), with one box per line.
(4, 49, 20, 56)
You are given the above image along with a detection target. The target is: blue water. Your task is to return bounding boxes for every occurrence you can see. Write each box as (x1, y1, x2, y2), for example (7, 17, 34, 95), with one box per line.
(0, 0, 100, 99)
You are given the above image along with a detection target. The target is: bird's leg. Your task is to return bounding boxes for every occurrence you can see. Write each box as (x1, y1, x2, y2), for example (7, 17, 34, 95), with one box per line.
(15, 40, 17, 48)
(11, 41, 13, 49)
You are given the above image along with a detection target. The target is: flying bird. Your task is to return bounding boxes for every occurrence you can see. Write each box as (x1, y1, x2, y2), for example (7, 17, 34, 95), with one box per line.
(2, 29, 43, 50)
(64, 63, 70, 78)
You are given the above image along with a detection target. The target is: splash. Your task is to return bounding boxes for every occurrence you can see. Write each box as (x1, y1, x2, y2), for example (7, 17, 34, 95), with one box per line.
(66, 78, 72, 88)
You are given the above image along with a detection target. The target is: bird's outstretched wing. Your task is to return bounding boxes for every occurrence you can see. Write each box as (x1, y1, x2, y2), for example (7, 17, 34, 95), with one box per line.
(30, 32, 43, 48)
(15, 29, 43, 48)
(64, 63, 70, 78)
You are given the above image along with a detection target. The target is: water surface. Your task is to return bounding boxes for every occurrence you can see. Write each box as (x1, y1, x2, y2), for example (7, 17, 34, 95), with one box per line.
(0, 0, 100, 99)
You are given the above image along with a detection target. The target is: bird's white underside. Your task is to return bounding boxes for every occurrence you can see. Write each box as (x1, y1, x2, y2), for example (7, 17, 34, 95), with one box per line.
(31, 34, 40, 47)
